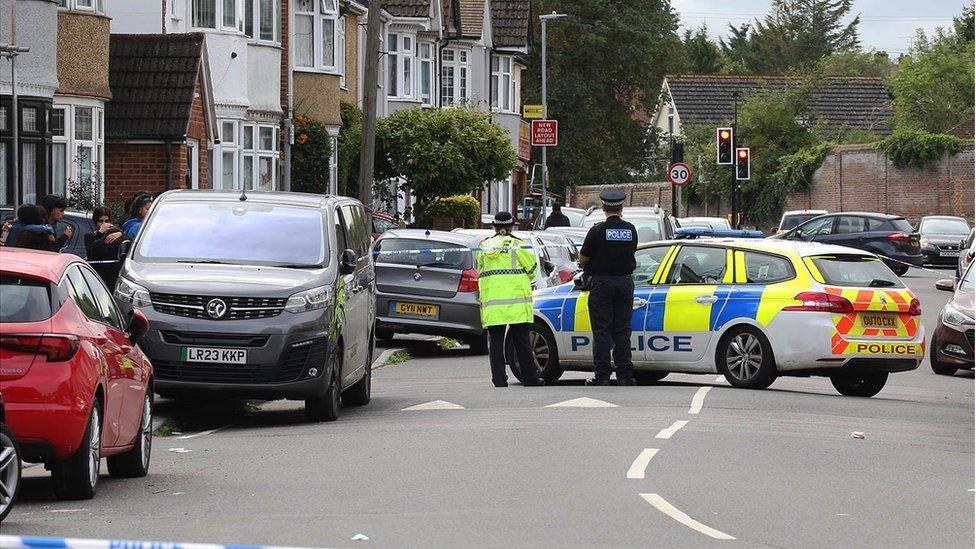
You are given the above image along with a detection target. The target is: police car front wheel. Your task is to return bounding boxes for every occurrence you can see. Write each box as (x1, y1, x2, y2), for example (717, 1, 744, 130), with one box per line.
(719, 327, 777, 390)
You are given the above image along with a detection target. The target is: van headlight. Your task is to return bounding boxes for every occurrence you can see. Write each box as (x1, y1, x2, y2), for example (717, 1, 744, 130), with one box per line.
(115, 277, 152, 308)
(942, 303, 974, 327)
(285, 285, 333, 313)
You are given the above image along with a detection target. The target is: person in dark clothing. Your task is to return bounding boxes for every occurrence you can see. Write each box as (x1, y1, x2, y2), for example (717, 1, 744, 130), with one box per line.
(14, 205, 58, 251)
(579, 189, 639, 386)
(4, 204, 55, 248)
(84, 206, 124, 257)
(40, 194, 73, 251)
(543, 203, 571, 229)
(85, 207, 128, 289)
(122, 193, 153, 239)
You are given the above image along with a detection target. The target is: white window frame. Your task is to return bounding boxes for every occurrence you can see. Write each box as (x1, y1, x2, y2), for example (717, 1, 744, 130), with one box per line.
(294, 0, 340, 73)
(387, 32, 416, 99)
(242, 123, 279, 191)
(440, 47, 470, 107)
(190, 0, 241, 31)
(418, 42, 434, 106)
(218, 119, 240, 190)
(338, 16, 347, 88)
(246, 0, 281, 45)
(51, 101, 105, 202)
(490, 54, 515, 113)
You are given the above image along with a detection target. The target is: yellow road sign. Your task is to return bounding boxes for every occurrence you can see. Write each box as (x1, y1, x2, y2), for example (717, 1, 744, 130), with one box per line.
(523, 105, 543, 119)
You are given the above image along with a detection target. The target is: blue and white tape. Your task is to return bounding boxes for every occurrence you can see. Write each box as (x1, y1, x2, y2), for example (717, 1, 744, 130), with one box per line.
(0, 535, 314, 549)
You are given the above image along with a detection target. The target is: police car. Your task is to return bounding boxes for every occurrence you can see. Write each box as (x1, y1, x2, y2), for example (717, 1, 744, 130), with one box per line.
(507, 235, 924, 397)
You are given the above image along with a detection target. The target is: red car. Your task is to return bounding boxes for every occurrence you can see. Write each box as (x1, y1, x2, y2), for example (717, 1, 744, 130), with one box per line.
(0, 248, 152, 500)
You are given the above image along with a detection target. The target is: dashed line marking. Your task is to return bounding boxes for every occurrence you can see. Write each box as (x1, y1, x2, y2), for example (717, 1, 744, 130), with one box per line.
(655, 420, 688, 439)
(626, 449, 660, 479)
(640, 493, 736, 540)
(688, 386, 711, 414)
(546, 397, 618, 408)
(175, 425, 229, 440)
(402, 400, 465, 411)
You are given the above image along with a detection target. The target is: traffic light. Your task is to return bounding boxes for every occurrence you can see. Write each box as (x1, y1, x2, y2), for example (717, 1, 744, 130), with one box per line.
(716, 127, 733, 165)
(735, 147, 750, 180)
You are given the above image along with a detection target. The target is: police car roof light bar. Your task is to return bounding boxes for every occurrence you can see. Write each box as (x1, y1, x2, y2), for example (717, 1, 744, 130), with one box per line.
(673, 227, 765, 239)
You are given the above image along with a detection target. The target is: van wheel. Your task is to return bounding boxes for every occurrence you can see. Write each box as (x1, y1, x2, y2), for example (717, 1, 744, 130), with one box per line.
(719, 327, 777, 390)
(633, 371, 668, 385)
(507, 322, 563, 384)
(306, 345, 341, 422)
(830, 371, 888, 397)
(0, 423, 22, 522)
(108, 392, 152, 478)
(343, 335, 373, 407)
(52, 400, 101, 500)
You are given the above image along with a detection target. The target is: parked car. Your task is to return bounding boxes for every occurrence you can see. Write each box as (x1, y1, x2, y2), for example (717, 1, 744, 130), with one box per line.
(916, 215, 971, 266)
(370, 210, 398, 240)
(373, 230, 488, 353)
(532, 206, 591, 229)
(581, 206, 677, 244)
(769, 212, 922, 275)
(0, 394, 20, 521)
(0, 207, 92, 256)
(931, 265, 975, 375)
(533, 231, 581, 283)
(772, 209, 828, 235)
(453, 229, 562, 290)
(0, 248, 152, 500)
(677, 216, 731, 230)
(544, 227, 588, 251)
(114, 190, 375, 422)
(959, 229, 976, 281)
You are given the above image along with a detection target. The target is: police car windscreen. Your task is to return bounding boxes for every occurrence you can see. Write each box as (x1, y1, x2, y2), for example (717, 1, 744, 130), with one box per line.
(135, 202, 327, 267)
(810, 256, 904, 288)
(374, 238, 472, 270)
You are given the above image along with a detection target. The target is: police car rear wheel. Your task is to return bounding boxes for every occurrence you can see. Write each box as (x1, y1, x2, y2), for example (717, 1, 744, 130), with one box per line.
(719, 327, 776, 390)
(633, 371, 668, 384)
(507, 322, 563, 385)
(829, 371, 888, 397)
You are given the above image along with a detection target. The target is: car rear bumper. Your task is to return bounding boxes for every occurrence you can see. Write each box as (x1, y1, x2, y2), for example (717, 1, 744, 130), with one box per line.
(921, 248, 961, 265)
(887, 252, 923, 266)
(932, 322, 975, 369)
(376, 292, 483, 338)
(1, 367, 92, 460)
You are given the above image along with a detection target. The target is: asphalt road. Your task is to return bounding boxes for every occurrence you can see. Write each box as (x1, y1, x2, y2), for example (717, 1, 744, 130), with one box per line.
(5, 267, 973, 548)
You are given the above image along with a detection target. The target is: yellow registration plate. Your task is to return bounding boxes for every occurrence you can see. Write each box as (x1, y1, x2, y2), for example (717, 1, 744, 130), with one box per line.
(393, 301, 439, 318)
(860, 314, 898, 330)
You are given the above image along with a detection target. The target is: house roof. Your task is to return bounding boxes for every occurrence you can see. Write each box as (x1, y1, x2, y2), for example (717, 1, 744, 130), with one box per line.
(491, 0, 529, 48)
(384, 0, 430, 18)
(458, 0, 484, 37)
(664, 74, 894, 136)
(107, 33, 205, 140)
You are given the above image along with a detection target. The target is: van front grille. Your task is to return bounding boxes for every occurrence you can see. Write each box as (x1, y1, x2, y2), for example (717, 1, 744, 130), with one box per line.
(150, 293, 287, 320)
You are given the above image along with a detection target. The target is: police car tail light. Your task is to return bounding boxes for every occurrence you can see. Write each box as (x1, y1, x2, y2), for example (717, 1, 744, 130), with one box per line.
(908, 298, 921, 316)
(784, 292, 854, 313)
(458, 268, 479, 293)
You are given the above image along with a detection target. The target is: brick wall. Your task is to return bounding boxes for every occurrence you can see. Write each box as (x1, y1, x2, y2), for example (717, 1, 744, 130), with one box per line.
(187, 77, 210, 188)
(105, 143, 189, 202)
(783, 141, 975, 224)
(569, 182, 675, 210)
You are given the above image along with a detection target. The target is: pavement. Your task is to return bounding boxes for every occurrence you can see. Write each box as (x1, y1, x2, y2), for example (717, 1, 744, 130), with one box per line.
(4, 267, 973, 548)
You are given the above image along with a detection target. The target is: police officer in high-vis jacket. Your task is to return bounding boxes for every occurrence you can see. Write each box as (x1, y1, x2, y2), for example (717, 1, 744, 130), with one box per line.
(579, 189, 639, 386)
(476, 212, 544, 387)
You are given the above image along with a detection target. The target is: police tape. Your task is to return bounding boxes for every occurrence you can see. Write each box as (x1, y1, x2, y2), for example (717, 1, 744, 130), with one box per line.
(875, 253, 959, 277)
(0, 535, 316, 549)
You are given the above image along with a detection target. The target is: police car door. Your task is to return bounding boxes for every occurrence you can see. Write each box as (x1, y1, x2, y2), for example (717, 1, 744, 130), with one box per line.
(647, 245, 732, 368)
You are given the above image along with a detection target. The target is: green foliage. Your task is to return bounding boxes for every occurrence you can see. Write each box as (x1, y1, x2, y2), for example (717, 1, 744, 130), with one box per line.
(754, 141, 837, 218)
(818, 51, 892, 78)
(874, 129, 965, 169)
(415, 194, 482, 229)
(377, 108, 516, 218)
(887, 28, 975, 133)
(337, 102, 362, 198)
(681, 26, 723, 73)
(523, 0, 683, 188)
(290, 114, 332, 194)
(720, 0, 860, 73)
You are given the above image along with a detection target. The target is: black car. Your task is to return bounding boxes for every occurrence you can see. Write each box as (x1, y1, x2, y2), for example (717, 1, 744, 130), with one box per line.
(770, 212, 922, 275)
(917, 216, 971, 266)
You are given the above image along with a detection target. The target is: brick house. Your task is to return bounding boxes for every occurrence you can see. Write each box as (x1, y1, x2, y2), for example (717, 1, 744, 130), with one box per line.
(105, 33, 216, 201)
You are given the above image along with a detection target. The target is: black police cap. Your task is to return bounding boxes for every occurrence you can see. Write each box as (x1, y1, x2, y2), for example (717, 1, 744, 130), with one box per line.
(599, 189, 626, 207)
(493, 211, 515, 226)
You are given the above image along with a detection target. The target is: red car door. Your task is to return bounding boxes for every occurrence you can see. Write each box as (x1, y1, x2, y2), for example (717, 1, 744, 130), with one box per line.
(64, 266, 126, 447)
(80, 267, 146, 446)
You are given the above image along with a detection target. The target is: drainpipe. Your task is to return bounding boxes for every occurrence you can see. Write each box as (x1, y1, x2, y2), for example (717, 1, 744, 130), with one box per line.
(164, 141, 173, 190)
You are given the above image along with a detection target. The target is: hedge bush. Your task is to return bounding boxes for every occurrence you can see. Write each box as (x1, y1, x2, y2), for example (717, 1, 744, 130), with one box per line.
(874, 129, 965, 169)
(416, 195, 481, 229)
(290, 114, 332, 194)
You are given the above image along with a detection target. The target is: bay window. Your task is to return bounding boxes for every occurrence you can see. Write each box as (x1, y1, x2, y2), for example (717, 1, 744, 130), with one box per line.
(245, 0, 280, 43)
(491, 55, 515, 112)
(219, 120, 239, 190)
(386, 32, 419, 99)
(295, 0, 339, 71)
(440, 48, 469, 107)
(50, 102, 105, 200)
(242, 124, 279, 191)
(59, 0, 105, 12)
(418, 42, 434, 105)
(191, 0, 239, 30)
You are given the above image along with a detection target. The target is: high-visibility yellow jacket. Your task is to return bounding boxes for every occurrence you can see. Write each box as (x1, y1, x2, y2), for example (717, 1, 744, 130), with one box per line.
(476, 234, 538, 327)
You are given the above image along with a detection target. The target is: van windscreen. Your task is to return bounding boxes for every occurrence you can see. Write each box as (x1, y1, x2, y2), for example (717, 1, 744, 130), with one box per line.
(135, 202, 327, 267)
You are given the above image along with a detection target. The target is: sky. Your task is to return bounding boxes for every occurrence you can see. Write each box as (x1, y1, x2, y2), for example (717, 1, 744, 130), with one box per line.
(672, 0, 969, 55)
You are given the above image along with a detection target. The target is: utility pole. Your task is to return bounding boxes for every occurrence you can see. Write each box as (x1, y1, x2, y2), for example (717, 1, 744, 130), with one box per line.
(1, 6, 30, 209)
(539, 12, 565, 225)
(358, 0, 383, 203)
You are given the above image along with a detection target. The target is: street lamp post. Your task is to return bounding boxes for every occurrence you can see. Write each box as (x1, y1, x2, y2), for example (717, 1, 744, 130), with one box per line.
(0, 43, 30, 210)
(539, 12, 565, 225)
(731, 90, 741, 229)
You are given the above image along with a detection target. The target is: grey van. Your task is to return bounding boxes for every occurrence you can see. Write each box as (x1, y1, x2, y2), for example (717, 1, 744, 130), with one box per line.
(114, 190, 375, 422)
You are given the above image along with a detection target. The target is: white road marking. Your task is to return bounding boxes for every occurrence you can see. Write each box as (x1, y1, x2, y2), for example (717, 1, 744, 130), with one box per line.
(626, 449, 660, 479)
(655, 420, 688, 439)
(402, 400, 465, 411)
(688, 386, 712, 414)
(49, 508, 87, 513)
(640, 493, 736, 540)
(545, 397, 618, 408)
(714, 375, 726, 383)
(175, 425, 229, 440)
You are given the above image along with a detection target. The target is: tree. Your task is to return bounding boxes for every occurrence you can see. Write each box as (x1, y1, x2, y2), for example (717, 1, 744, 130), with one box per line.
(289, 115, 332, 194)
(721, 0, 861, 73)
(681, 26, 723, 73)
(377, 108, 516, 219)
(818, 51, 892, 78)
(888, 18, 975, 134)
(522, 0, 683, 189)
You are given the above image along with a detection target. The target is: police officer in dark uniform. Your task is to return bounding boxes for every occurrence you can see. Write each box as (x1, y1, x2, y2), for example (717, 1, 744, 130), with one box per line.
(579, 189, 639, 386)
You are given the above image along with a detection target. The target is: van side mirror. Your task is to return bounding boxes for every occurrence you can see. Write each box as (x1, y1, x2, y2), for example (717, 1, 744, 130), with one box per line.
(340, 249, 357, 275)
(935, 279, 956, 292)
(125, 309, 150, 344)
(118, 240, 132, 259)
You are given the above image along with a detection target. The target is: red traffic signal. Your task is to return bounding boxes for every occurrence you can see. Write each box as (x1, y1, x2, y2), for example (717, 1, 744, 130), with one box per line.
(716, 127, 733, 165)
(735, 147, 750, 180)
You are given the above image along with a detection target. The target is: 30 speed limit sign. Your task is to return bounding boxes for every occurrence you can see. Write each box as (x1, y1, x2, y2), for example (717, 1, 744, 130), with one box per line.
(668, 162, 693, 186)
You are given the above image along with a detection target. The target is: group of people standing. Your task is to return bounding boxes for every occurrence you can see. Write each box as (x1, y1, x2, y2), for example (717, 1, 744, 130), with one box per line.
(477, 189, 638, 387)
